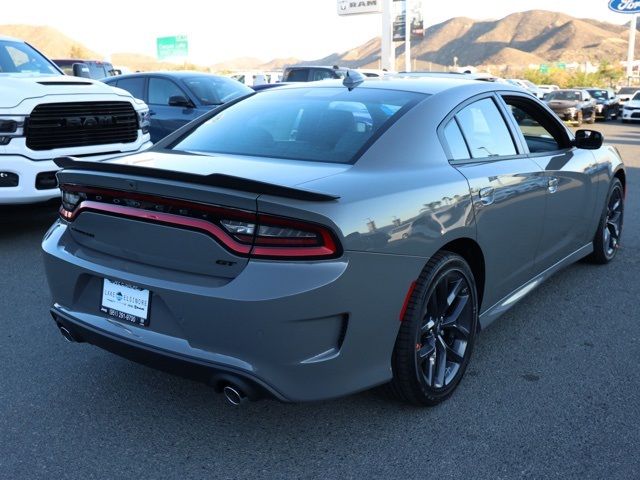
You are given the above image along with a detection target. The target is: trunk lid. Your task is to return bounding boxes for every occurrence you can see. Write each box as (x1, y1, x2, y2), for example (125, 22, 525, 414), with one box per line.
(56, 151, 345, 279)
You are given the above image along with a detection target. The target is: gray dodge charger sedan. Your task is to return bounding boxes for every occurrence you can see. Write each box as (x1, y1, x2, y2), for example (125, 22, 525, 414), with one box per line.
(43, 75, 625, 406)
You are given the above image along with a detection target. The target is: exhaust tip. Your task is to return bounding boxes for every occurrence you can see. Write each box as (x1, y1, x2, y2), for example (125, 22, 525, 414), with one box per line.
(58, 325, 76, 343)
(223, 385, 247, 406)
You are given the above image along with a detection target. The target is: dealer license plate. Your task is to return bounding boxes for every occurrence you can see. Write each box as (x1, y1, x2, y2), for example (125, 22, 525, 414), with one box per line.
(100, 279, 151, 326)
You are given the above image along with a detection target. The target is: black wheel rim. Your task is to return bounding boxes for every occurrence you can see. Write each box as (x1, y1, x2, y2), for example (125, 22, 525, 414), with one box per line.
(604, 186, 624, 258)
(415, 270, 473, 390)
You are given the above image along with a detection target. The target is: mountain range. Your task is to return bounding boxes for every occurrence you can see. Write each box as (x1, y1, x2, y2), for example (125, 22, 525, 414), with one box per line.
(1, 10, 638, 73)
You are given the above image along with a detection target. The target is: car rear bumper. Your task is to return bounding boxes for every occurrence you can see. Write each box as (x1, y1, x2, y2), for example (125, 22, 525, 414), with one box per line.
(42, 220, 426, 402)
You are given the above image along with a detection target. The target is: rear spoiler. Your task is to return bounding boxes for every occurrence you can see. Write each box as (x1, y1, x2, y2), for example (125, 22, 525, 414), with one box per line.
(54, 157, 340, 202)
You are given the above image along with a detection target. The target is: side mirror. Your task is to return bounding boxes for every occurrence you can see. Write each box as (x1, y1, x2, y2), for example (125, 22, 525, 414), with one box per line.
(168, 95, 193, 108)
(72, 63, 90, 78)
(574, 129, 603, 150)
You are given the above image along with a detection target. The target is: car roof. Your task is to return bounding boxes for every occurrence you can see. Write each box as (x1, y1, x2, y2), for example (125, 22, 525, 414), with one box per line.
(285, 65, 346, 70)
(270, 76, 523, 96)
(104, 71, 227, 81)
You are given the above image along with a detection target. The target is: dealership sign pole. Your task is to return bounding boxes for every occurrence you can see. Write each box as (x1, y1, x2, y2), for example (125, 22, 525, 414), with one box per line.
(337, 0, 394, 71)
(608, 0, 640, 82)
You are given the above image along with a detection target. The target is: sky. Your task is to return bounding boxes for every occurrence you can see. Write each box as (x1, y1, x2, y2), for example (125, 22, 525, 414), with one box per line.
(1, 0, 633, 64)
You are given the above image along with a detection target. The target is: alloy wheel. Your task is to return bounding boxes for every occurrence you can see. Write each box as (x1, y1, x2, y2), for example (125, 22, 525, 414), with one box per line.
(604, 185, 624, 258)
(415, 270, 473, 390)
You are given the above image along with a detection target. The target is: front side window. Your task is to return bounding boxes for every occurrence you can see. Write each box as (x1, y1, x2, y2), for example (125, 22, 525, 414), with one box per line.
(171, 87, 425, 164)
(0, 40, 59, 74)
(455, 98, 517, 159)
(149, 78, 187, 105)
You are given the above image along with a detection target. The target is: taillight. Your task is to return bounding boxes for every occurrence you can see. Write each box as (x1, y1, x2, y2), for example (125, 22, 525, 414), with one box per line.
(59, 185, 341, 260)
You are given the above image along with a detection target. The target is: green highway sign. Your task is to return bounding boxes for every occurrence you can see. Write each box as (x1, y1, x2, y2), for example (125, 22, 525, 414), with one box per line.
(539, 64, 549, 73)
(156, 35, 188, 60)
(556, 62, 567, 70)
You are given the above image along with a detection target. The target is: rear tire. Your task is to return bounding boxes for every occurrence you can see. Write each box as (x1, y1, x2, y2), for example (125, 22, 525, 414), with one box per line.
(387, 251, 478, 406)
(588, 178, 624, 264)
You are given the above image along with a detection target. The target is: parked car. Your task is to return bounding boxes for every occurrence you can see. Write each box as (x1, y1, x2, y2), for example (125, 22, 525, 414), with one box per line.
(544, 89, 596, 125)
(615, 86, 640, 114)
(104, 72, 252, 142)
(505, 79, 545, 99)
(582, 88, 619, 121)
(282, 65, 349, 82)
(620, 90, 640, 122)
(0, 36, 151, 204)
(44, 76, 625, 407)
(53, 59, 119, 79)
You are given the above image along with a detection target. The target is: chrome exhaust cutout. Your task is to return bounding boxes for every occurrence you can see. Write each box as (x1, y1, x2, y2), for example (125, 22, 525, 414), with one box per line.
(58, 324, 77, 343)
(223, 385, 248, 406)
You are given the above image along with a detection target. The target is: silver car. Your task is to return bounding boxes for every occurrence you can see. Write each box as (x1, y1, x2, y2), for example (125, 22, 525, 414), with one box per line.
(43, 77, 626, 406)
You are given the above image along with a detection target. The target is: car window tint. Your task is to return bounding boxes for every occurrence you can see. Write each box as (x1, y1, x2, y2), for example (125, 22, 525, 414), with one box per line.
(115, 77, 145, 101)
(149, 78, 185, 105)
(171, 88, 426, 164)
(312, 69, 334, 81)
(455, 98, 516, 159)
(285, 69, 308, 82)
(443, 120, 470, 160)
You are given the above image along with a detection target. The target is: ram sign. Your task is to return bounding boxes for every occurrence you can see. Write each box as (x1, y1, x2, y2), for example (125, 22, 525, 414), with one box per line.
(337, 0, 382, 16)
(608, 0, 640, 14)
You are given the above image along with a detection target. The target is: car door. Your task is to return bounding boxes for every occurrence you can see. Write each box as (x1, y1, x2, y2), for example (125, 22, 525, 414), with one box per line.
(498, 93, 600, 271)
(147, 76, 197, 142)
(441, 95, 548, 309)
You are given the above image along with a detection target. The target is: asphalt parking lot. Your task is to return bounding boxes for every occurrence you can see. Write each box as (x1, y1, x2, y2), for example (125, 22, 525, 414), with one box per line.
(1, 121, 639, 480)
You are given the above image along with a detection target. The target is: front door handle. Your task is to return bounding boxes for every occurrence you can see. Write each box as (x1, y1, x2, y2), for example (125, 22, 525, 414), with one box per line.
(548, 177, 559, 194)
(479, 187, 495, 206)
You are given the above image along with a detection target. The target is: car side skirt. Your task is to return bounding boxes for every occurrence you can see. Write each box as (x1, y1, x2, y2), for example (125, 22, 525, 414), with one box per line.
(479, 243, 593, 330)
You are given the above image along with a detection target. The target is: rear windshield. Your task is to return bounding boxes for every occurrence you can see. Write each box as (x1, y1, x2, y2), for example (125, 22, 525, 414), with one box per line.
(184, 76, 252, 105)
(171, 87, 426, 163)
(547, 91, 581, 101)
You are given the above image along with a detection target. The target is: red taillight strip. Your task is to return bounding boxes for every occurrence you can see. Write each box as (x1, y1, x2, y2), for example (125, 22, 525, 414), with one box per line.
(63, 201, 252, 255)
(60, 184, 256, 221)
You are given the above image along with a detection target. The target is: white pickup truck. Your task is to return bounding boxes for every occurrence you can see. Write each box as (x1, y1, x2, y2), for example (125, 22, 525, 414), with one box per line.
(0, 36, 152, 204)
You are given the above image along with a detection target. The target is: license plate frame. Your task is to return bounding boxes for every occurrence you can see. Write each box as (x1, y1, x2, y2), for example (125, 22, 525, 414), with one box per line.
(100, 278, 151, 327)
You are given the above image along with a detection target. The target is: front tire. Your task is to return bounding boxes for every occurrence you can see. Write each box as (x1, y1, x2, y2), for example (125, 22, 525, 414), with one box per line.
(388, 252, 478, 406)
(588, 178, 624, 264)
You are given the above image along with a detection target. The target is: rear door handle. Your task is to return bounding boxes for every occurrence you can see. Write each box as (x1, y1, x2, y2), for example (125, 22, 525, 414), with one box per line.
(479, 187, 495, 206)
(548, 177, 559, 194)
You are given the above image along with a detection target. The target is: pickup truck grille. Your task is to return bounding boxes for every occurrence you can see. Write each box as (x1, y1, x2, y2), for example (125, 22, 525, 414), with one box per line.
(26, 101, 138, 151)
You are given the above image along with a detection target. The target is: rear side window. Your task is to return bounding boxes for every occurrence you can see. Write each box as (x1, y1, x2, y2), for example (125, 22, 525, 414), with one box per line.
(116, 77, 145, 101)
(171, 87, 426, 164)
(149, 78, 186, 105)
(455, 98, 516, 159)
(442, 120, 470, 161)
(284, 69, 309, 82)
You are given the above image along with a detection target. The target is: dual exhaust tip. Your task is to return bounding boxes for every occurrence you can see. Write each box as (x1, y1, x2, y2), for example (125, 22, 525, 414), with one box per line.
(55, 317, 253, 407)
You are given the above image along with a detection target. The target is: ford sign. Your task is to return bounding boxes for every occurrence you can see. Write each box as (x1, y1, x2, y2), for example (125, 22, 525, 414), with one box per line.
(609, 0, 640, 14)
